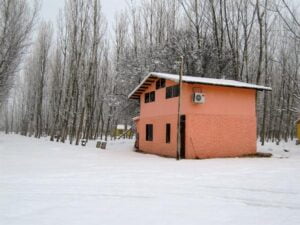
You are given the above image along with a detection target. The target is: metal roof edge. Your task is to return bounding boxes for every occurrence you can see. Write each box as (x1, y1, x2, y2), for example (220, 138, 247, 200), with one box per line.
(128, 72, 272, 99)
(128, 73, 152, 99)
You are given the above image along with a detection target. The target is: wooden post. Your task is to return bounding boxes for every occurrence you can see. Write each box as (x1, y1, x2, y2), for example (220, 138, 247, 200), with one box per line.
(176, 56, 184, 160)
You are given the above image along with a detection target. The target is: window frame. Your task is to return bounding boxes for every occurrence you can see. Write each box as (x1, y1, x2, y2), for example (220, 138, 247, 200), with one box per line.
(150, 91, 155, 102)
(156, 78, 166, 90)
(145, 93, 150, 103)
(173, 85, 180, 97)
(166, 85, 180, 99)
(144, 91, 155, 103)
(146, 124, 153, 141)
(166, 123, 171, 143)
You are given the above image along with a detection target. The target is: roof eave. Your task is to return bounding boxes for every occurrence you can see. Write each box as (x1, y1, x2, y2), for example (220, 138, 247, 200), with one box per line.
(128, 72, 272, 99)
(184, 81, 272, 91)
(128, 73, 152, 99)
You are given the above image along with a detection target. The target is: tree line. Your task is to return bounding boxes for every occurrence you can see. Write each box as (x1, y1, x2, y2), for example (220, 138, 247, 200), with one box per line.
(0, 0, 299, 145)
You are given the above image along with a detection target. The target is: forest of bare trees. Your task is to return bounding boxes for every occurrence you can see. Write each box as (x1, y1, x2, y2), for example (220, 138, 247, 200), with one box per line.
(0, 0, 299, 145)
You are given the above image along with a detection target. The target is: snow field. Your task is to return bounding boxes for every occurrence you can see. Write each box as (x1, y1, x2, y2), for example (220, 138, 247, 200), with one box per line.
(0, 134, 299, 225)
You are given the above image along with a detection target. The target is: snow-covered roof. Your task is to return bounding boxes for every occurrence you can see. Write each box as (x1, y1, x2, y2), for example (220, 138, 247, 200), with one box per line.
(128, 72, 272, 99)
(117, 124, 132, 130)
(132, 116, 140, 121)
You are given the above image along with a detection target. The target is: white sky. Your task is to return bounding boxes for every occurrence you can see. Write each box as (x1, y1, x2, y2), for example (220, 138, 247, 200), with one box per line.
(38, 0, 130, 35)
(35, 0, 300, 38)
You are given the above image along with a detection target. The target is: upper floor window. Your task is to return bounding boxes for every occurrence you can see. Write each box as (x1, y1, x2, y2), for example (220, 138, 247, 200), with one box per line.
(156, 78, 166, 89)
(166, 85, 180, 99)
(145, 91, 155, 103)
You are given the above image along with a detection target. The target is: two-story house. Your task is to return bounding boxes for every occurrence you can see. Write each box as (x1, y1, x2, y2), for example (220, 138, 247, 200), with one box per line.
(128, 72, 271, 159)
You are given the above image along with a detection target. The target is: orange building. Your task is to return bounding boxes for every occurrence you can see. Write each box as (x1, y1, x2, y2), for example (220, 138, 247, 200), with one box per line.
(128, 72, 271, 159)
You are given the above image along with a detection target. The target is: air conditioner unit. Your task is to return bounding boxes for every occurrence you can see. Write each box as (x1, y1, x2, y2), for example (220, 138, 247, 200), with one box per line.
(193, 93, 205, 104)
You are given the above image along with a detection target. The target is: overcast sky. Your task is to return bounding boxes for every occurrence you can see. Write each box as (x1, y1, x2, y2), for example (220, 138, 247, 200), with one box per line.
(39, 0, 129, 35)
(36, 0, 300, 37)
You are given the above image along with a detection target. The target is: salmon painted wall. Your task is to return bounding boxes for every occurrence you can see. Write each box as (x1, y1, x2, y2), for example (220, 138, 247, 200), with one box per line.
(137, 79, 257, 158)
(138, 80, 179, 157)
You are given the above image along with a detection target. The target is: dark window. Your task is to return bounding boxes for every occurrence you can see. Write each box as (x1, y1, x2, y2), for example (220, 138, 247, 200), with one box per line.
(145, 93, 150, 103)
(156, 80, 160, 89)
(166, 124, 171, 143)
(150, 91, 155, 102)
(146, 124, 153, 141)
(156, 78, 166, 89)
(145, 91, 155, 103)
(166, 85, 180, 99)
(166, 86, 172, 98)
(173, 85, 180, 97)
(161, 79, 166, 88)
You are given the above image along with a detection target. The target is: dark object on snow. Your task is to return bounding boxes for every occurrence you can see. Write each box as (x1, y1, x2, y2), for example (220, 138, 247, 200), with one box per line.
(81, 139, 87, 146)
(96, 141, 107, 150)
(100, 141, 107, 149)
(96, 141, 101, 148)
(241, 152, 272, 158)
(284, 149, 289, 152)
(296, 140, 300, 145)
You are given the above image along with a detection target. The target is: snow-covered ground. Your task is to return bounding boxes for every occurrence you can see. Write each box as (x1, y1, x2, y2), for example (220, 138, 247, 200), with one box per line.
(0, 134, 299, 225)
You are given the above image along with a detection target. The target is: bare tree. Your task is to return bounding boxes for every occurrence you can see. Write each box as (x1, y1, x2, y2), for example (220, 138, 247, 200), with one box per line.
(0, 0, 38, 108)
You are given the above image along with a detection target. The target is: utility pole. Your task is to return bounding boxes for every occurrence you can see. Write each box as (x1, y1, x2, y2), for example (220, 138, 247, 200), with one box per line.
(176, 56, 184, 160)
